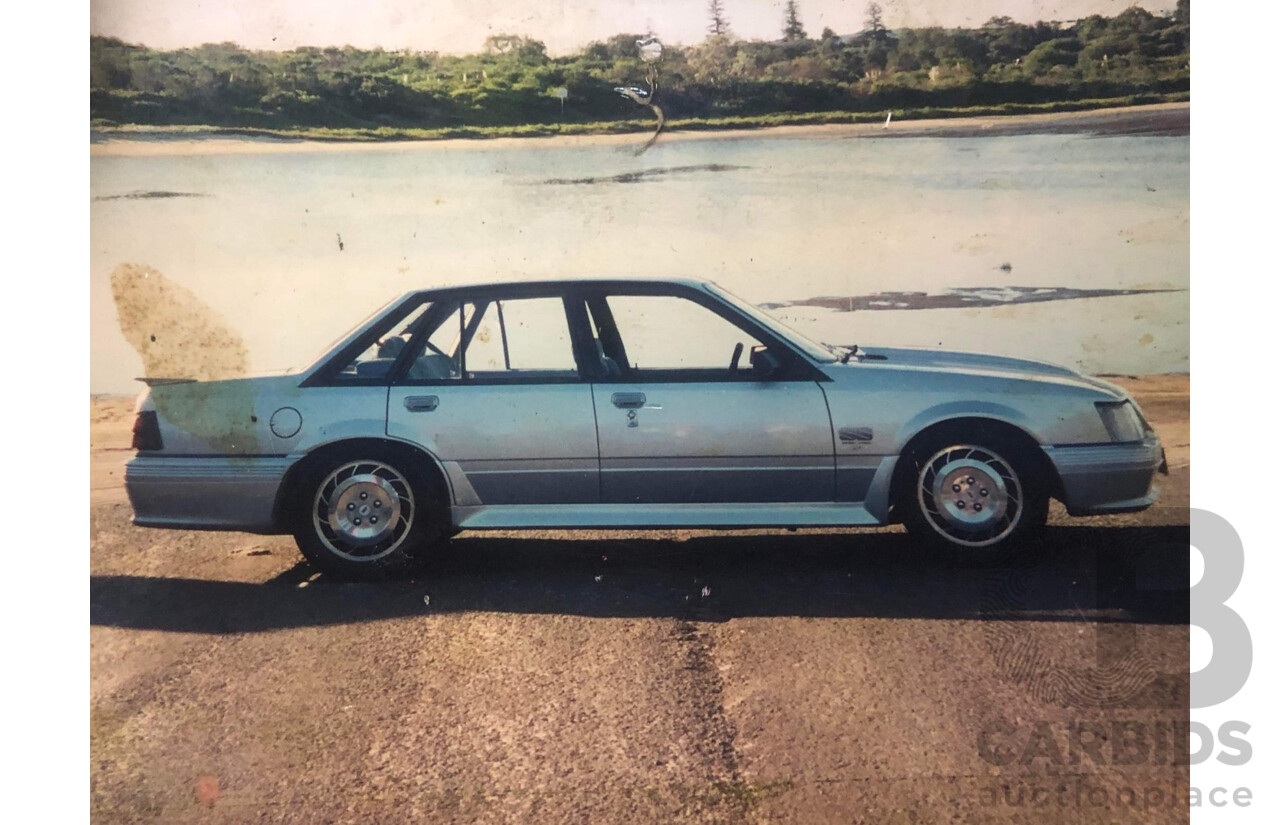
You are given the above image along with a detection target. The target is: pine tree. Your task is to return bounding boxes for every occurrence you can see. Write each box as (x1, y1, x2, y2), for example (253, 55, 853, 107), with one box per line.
(865, 2, 885, 33)
(783, 1, 807, 41)
(864, 2, 889, 45)
(708, 0, 730, 37)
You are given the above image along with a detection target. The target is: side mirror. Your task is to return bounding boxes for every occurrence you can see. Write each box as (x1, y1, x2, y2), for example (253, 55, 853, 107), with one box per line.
(749, 345, 782, 380)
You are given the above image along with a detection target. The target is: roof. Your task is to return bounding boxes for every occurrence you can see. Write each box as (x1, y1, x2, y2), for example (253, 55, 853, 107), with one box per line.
(401, 276, 715, 299)
(417, 273, 706, 289)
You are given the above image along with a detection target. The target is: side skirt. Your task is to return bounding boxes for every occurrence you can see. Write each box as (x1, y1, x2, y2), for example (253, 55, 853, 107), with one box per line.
(452, 502, 885, 531)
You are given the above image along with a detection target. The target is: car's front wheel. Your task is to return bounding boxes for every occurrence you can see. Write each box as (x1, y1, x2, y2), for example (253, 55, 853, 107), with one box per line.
(291, 449, 442, 579)
(899, 434, 1048, 560)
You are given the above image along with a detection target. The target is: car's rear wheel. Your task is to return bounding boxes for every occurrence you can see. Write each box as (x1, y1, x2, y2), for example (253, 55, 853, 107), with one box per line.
(898, 432, 1048, 561)
(291, 448, 443, 579)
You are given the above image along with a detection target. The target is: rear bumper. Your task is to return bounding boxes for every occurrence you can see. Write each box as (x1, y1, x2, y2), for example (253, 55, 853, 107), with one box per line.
(1045, 437, 1165, 516)
(125, 455, 295, 533)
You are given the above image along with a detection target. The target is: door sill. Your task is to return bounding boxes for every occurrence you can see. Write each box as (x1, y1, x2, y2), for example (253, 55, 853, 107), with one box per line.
(453, 502, 881, 530)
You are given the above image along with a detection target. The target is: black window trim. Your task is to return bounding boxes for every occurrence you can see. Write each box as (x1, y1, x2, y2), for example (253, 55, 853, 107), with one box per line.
(303, 281, 831, 388)
(578, 283, 829, 384)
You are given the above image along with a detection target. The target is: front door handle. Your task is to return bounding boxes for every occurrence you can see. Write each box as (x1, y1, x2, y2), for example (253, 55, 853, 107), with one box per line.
(611, 392, 646, 409)
(403, 395, 439, 412)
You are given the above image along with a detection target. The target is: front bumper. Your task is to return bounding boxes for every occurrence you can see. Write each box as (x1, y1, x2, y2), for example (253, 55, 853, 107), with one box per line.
(1045, 436, 1165, 516)
(125, 455, 295, 533)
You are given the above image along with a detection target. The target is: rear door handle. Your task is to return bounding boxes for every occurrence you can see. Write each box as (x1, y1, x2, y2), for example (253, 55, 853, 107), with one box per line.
(611, 392, 646, 409)
(403, 395, 439, 412)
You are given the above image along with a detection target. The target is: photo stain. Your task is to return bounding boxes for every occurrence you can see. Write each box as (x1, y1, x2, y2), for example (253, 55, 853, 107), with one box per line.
(111, 263, 264, 453)
(110, 263, 247, 381)
(614, 36, 666, 155)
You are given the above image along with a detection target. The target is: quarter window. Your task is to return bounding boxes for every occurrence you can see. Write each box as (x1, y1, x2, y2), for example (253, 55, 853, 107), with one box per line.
(332, 302, 432, 382)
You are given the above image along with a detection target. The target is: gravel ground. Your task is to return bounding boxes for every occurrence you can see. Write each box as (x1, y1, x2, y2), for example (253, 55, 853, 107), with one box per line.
(90, 375, 1189, 823)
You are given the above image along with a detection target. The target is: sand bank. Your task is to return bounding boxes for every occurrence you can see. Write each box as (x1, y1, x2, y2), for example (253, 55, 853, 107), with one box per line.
(90, 102, 1188, 159)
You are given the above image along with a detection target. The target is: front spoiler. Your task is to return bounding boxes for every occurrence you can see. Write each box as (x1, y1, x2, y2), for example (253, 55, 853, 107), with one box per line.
(1044, 436, 1165, 517)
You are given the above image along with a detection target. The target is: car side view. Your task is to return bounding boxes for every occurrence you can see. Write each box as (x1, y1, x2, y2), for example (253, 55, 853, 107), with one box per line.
(125, 278, 1167, 577)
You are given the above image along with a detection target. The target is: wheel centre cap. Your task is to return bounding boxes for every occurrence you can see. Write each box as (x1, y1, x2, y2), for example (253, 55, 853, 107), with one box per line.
(327, 475, 401, 546)
(931, 459, 1009, 529)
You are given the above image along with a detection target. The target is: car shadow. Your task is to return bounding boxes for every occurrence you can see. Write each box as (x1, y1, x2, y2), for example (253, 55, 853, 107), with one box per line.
(90, 525, 1189, 634)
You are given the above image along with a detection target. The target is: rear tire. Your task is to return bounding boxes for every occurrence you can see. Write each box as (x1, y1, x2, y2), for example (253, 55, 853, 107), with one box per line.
(897, 429, 1048, 564)
(290, 446, 446, 580)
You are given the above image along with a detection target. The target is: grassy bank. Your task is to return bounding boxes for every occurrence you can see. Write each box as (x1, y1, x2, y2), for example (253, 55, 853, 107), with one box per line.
(92, 92, 1189, 144)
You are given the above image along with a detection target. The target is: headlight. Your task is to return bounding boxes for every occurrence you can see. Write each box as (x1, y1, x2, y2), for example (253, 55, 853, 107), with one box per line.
(1096, 401, 1145, 443)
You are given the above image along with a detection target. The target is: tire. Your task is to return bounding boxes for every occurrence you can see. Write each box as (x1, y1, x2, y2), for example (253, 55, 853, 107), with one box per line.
(897, 429, 1049, 563)
(290, 446, 445, 580)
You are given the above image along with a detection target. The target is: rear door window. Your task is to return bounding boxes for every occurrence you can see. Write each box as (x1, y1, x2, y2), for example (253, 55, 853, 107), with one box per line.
(400, 296, 580, 383)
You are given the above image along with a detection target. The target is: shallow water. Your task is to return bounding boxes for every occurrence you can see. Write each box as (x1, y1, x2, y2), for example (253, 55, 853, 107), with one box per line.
(90, 131, 1188, 395)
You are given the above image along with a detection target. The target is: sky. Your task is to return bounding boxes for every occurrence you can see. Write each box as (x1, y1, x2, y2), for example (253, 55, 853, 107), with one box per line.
(90, 0, 1178, 55)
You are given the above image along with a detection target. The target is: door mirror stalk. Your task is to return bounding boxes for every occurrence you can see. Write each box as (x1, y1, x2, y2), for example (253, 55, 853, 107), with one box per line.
(750, 345, 782, 381)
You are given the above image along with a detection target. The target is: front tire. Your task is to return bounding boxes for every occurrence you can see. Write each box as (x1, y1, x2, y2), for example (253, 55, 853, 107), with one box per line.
(291, 449, 441, 579)
(899, 435, 1048, 561)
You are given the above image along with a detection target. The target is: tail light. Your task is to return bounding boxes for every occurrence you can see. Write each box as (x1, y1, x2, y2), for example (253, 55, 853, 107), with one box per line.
(131, 410, 163, 451)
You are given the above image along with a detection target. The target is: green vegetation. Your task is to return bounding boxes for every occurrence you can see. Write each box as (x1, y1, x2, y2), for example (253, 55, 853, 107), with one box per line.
(94, 94, 1188, 143)
(90, 3, 1189, 138)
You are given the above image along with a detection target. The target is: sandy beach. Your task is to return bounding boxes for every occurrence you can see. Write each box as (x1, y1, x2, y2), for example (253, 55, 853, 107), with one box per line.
(91, 374, 1187, 822)
(90, 101, 1189, 159)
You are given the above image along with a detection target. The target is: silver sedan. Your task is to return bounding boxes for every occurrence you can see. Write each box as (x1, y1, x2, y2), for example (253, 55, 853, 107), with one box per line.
(125, 278, 1166, 578)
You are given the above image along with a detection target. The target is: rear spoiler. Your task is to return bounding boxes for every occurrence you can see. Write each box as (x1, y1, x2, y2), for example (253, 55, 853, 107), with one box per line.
(136, 377, 198, 387)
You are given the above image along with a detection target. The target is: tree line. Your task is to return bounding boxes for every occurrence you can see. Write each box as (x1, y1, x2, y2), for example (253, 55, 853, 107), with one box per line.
(90, 2, 1189, 133)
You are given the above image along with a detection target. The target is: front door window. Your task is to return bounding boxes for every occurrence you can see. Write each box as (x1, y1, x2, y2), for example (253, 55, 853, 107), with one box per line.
(604, 294, 763, 375)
